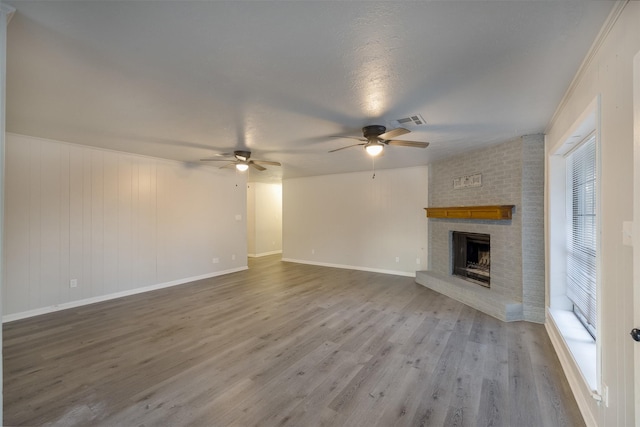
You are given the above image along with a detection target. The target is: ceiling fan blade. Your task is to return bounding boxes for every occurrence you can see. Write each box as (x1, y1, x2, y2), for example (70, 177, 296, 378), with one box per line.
(328, 143, 366, 153)
(386, 140, 429, 148)
(219, 162, 237, 169)
(249, 161, 266, 171)
(252, 160, 281, 166)
(331, 135, 367, 142)
(200, 158, 232, 162)
(379, 127, 410, 140)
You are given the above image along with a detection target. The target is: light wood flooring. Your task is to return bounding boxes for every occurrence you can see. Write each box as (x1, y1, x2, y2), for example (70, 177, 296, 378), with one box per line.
(4, 255, 583, 426)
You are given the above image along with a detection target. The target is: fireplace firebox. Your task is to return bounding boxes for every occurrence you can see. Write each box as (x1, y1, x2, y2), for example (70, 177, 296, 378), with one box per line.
(452, 232, 490, 287)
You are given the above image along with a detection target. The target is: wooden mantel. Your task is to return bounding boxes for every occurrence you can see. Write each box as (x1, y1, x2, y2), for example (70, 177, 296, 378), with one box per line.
(425, 205, 515, 220)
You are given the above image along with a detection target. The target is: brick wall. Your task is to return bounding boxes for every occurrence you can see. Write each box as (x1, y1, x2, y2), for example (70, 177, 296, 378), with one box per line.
(427, 135, 545, 322)
(520, 135, 545, 322)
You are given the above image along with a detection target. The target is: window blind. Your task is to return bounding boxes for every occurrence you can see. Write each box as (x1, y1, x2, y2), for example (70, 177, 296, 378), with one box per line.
(566, 134, 597, 333)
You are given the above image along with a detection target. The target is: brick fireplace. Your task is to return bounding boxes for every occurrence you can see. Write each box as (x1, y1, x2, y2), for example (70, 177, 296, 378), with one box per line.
(415, 135, 545, 323)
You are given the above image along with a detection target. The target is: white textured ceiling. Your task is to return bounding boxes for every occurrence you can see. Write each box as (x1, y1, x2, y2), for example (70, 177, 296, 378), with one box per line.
(5, 1, 613, 182)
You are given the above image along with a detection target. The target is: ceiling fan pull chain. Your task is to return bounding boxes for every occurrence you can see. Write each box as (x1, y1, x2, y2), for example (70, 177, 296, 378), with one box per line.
(372, 157, 376, 179)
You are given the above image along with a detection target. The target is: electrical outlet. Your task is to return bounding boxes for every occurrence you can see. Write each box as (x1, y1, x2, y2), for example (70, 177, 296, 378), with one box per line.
(212, 258, 219, 264)
(232, 254, 236, 261)
(70, 279, 78, 288)
(416, 258, 421, 265)
(311, 249, 315, 255)
(395, 257, 400, 263)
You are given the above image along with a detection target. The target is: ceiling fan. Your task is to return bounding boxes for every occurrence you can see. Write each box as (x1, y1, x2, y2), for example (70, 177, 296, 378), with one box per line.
(200, 150, 281, 172)
(330, 125, 429, 156)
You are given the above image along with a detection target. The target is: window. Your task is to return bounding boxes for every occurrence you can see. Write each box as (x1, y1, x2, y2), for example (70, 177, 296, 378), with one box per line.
(547, 97, 600, 393)
(566, 134, 597, 338)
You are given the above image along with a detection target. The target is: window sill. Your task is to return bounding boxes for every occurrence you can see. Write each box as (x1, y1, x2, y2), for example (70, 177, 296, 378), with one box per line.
(548, 308, 597, 391)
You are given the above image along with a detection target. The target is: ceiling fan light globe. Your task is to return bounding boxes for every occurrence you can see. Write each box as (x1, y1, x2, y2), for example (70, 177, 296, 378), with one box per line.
(365, 144, 384, 156)
(236, 163, 249, 172)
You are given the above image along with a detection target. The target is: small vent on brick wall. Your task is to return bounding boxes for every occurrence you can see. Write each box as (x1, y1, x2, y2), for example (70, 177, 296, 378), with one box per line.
(394, 114, 426, 127)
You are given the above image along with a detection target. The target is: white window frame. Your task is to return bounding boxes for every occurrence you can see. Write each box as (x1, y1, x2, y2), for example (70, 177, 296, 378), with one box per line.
(547, 96, 601, 396)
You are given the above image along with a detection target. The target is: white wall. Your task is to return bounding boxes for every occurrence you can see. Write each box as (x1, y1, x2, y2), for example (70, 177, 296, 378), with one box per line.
(545, 3, 638, 426)
(282, 166, 428, 276)
(247, 182, 282, 257)
(3, 133, 248, 320)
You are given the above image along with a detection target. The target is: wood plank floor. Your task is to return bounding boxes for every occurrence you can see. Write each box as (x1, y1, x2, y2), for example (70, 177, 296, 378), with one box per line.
(3, 255, 584, 427)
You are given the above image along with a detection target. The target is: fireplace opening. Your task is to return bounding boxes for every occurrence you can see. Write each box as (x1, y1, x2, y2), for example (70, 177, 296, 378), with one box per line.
(452, 232, 490, 287)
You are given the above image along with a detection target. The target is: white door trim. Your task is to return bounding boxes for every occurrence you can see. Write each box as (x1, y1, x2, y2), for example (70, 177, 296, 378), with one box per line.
(632, 49, 640, 427)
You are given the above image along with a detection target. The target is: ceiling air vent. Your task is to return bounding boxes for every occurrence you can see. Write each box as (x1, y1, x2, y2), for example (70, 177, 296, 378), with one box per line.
(394, 114, 426, 127)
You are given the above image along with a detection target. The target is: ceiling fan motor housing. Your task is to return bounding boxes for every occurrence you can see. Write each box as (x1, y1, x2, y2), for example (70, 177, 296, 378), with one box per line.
(234, 150, 251, 161)
(362, 125, 386, 139)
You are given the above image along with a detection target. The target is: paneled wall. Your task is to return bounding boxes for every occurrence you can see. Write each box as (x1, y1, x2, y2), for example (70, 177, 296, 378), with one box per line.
(3, 134, 247, 319)
(545, 3, 639, 425)
(282, 166, 428, 276)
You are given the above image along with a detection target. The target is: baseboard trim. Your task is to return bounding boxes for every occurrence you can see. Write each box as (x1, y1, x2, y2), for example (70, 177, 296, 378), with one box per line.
(248, 250, 282, 258)
(545, 309, 597, 427)
(281, 258, 415, 278)
(2, 266, 248, 323)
